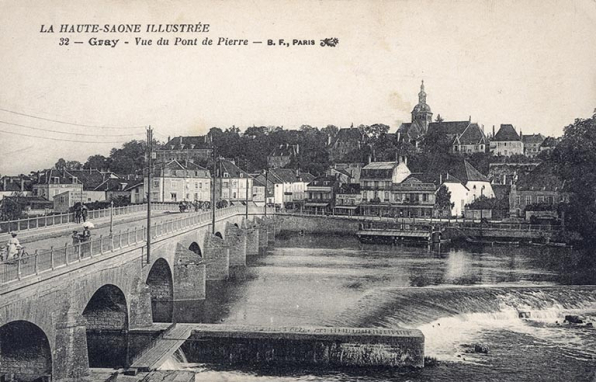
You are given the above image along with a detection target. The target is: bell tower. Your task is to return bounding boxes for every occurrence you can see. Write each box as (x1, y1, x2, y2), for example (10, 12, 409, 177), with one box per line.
(411, 80, 433, 133)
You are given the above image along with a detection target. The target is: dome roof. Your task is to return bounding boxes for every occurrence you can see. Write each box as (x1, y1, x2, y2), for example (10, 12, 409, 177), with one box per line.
(412, 103, 432, 113)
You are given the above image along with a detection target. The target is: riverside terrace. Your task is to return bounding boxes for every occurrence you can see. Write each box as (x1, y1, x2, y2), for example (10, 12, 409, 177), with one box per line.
(0, 206, 425, 381)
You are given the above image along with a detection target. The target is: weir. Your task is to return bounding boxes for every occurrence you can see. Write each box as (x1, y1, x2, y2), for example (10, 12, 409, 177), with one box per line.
(129, 323, 424, 372)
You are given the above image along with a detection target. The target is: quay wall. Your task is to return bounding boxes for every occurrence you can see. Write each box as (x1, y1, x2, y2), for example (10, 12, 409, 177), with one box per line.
(277, 215, 361, 235)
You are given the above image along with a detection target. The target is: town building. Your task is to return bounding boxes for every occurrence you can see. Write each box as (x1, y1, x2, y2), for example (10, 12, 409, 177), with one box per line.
(397, 81, 432, 148)
(327, 127, 366, 161)
(155, 136, 213, 165)
(522, 134, 545, 158)
(304, 176, 340, 214)
(333, 183, 361, 216)
(508, 162, 570, 218)
(53, 190, 107, 213)
(360, 156, 411, 204)
(490, 124, 524, 156)
(215, 159, 253, 203)
(267, 144, 299, 169)
(146, 160, 211, 203)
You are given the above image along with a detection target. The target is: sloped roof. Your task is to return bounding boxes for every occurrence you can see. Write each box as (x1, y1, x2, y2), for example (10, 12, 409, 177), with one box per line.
(449, 160, 489, 183)
(269, 144, 297, 157)
(493, 124, 521, 141)
(268, 168, 314, 184)
(540, 136, 558, 148)
(219, 159, 250, 178)
(397, 121, 426, 141)
(362, 162, 398, 170)
(329, 128, 364, 147)
(162, 136, 212, 150)
(522, 133, 545, 144)
(515, 162, 565, 191)
(428, 121, 471, 137)
(337, 183, 360, 194)
(36, 170, 81, 185)
(455, 123, 486, 145)
(66, 169, 118, 190)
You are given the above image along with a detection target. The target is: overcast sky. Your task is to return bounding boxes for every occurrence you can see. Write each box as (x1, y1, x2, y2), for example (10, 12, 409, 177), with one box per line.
(1, 0, 595, 175)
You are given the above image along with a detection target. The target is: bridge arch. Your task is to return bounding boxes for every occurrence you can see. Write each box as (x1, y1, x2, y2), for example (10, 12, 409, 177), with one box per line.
(189, 242, 202, 257)
(0, 320, 52, 380)
(146, 258, 174, 323)
(82, 284, 129, 368)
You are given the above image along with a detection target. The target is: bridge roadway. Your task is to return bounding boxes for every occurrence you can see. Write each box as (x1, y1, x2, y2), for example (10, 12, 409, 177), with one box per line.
(1, 207, 181, 257)
(0, 205, 279, 381)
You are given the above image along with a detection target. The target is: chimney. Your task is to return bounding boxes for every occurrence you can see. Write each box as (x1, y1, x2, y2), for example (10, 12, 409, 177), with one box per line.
(295, 144, 299, 154)
(492, 125, 495, 137)
(20, 178, 25, 191)
(440, 174, 443, 184)
(179, 136, 183, 145)
(2, 177, 6, 190)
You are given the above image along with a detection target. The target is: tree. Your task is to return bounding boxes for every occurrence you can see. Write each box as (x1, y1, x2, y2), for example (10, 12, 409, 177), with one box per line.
(65, 160, 82, 170)
(54, 158, 67, 170)
(109, 140, 147, 175)
(84, 155, 110, 170)
(435, 185, 454, 211)
(551, 111, 596, 246)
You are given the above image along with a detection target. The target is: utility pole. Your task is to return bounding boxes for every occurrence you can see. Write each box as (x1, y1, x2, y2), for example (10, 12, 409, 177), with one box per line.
(146, 126, 153, 264)
(211, 145, 217, 233)
(264, 167, 268, 217)
(245, 160, 249, 219)
(110, 200, 114, 236)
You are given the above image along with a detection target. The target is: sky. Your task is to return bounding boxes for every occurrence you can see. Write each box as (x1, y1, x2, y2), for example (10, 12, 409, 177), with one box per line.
(0, 0, 595, 175)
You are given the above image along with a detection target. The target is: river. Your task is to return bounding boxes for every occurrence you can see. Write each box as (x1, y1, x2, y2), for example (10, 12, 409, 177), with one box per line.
(160, 233, 596, 381)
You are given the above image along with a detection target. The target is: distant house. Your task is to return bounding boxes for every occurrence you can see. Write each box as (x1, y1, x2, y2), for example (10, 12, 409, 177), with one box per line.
(539, 136, 559, 155)
(304, 176, 340, 214)
(488, 162, 540, 185)
(509, 162, 570, 218)
(266, 168, 315, 207)
(145, 160, 211, 203)
(360, 156, 411, 205)
(125, 182, 145, 204)
(438, 174, 469, 217)
(325, 167, 353, 184)
(522, 134, 545, 158)
(32, 170, 83, 201)
(156, 136, 213, 164)
(327, 128, 366, 161)
(329, 163, 364, 183)
(0, 175, 32, 200)
(490, 124, 524, 156)
(267, 144, 299, 169)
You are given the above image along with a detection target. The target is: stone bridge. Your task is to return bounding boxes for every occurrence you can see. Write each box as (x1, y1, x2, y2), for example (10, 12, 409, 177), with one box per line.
(0, 205, 277, 381)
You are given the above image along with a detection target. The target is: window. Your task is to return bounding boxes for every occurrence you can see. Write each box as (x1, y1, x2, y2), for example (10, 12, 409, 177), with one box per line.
(537, 196, 544, 203)
(170, 192, 177, 201)
(526, 196, 532, 205)
(223, 181, 229, 188)
(516, 196, 521, 206)
(223, 172, 229, 178)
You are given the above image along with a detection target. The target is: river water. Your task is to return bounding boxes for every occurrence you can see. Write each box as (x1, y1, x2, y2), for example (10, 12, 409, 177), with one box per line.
(161, 234, 596, 381)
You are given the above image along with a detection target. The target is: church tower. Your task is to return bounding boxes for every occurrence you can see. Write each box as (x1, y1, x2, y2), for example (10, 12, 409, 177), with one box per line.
(411, 80, 433, 133)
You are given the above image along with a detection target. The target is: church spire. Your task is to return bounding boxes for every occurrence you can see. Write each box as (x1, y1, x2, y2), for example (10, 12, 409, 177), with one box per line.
(418, 80, 427, 104)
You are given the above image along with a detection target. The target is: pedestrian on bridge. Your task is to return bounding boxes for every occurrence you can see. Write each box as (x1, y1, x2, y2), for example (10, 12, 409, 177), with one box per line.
(5, 232, 21, 261)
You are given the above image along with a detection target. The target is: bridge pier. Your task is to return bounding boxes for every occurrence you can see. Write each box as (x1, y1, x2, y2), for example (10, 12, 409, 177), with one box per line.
(173, 244, 207, 322)
(204, 234, 230, 281)
(256, 218, 268, 252)
(53, 308, 89, 380)
(129, 277, 153, 329)
(225, 223, 247, 267)
(243, 219, 260, 256)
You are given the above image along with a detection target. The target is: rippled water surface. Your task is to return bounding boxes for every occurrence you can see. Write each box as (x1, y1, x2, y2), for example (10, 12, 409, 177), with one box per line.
(163, 234, 596, 381)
